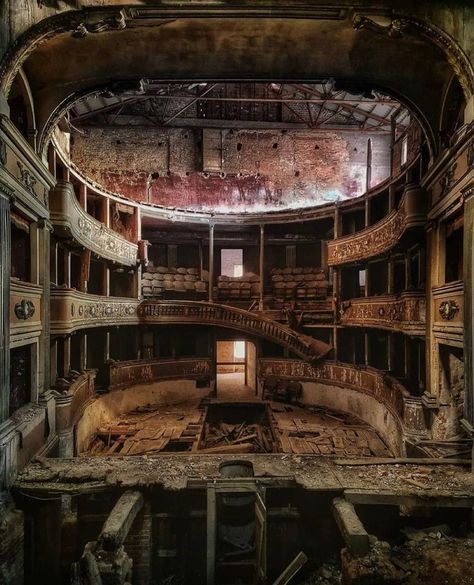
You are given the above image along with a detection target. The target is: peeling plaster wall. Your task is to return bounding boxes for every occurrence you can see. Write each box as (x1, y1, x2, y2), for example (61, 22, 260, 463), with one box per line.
(300, 382, 404, 456)
(71, 127, 391, 212)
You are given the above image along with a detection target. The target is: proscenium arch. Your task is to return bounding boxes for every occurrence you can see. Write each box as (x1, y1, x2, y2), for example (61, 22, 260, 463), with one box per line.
(0, 5, 472, 157)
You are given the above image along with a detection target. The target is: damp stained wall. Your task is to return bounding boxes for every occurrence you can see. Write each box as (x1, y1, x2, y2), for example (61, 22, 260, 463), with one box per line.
(70, 127, 391, 212)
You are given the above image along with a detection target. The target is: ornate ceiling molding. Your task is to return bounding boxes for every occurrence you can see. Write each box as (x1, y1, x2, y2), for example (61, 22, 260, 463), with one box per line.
(352, 13, 474, 98)
(0, 8, 127, 96)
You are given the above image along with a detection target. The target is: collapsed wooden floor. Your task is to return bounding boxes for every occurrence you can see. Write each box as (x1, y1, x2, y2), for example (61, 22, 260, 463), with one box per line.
(83, 399, 392, 458)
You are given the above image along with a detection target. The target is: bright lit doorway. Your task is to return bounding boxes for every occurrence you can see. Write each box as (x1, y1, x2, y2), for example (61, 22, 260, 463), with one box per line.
(215, 340, 257, 400)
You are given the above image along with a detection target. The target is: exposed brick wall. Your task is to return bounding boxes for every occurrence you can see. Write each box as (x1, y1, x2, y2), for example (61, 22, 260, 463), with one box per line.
(125, 503, 152, 585)
(71, 128, 390, 211)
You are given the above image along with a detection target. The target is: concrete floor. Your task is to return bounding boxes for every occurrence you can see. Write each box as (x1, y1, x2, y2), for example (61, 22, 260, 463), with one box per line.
(215, 372, 259, 401)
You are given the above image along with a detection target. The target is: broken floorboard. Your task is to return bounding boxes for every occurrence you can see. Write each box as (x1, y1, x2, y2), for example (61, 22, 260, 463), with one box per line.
(14, 455, 474, 503)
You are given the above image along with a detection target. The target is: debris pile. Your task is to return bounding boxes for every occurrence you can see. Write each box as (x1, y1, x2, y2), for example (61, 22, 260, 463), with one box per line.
(200, 421, 275, 453)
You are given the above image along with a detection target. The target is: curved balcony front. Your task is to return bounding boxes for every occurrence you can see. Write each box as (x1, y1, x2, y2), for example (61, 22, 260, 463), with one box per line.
(339, 291, 426, 335)
(49, 181, 138, 266)
(50, 288, 139, 334)
(328, 184, 427, 266)
(259, 358, 412, 455)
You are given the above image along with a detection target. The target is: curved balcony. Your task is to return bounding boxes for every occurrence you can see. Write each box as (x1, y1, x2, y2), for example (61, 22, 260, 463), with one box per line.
(49, 181, 138, 266)
(328, 184, 426, 266)
(50, 288, 139, 334)
(259, 358, 411, 455)
(108, 357, 212, 390)
(138, 300, 332, 362)
(339, 291, 426, 335)
(55, 371, 96, 433)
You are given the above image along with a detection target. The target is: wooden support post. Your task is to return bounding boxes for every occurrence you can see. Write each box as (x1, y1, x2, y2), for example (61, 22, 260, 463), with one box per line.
(98, 490, 144, 552)
(259, 224, 265, 311)
(78, 183, 87, 211)
(366, 138, 372, 194)
(333, 498, 370, 557)
(206, 486, 216, 585)
(208, 224, 214, 303)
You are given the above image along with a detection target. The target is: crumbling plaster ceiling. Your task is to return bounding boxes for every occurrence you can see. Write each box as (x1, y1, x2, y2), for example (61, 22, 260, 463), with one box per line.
(20, 13, 454, 152)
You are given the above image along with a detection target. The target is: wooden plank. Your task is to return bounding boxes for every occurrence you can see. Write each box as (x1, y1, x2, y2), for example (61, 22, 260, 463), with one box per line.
(272, 552, 308, 585)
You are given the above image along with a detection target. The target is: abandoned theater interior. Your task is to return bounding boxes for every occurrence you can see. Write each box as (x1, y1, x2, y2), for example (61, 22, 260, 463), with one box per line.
(1, 2, 474, 584)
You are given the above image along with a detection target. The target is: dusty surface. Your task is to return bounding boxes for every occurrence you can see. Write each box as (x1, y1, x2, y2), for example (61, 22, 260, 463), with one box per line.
(81, 398, 392, 458)
(15, 454, 474, 498)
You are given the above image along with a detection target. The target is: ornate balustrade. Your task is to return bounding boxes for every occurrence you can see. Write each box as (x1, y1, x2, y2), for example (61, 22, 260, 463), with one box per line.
(108, 357, 212, 390)
(339, 291, 426, 334)
(328, 184, 426, 266)
(138, 300, 332, 361)
(432, 280, 464, 347)
(10, 279, 43, 339)
(55, 371, 96, 432)
(50, 288, 139, 334)
(259, 358, 408, 421)
(49, 182, 138, 266)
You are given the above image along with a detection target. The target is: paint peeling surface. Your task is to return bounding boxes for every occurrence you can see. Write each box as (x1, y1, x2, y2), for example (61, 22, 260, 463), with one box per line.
(71, 128, 391, 213)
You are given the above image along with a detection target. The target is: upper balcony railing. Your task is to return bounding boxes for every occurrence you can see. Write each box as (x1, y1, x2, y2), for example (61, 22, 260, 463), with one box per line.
(49, 181, 138, 266)
(339, 290, 426, 335)
(328, 183, 427, 266)
(138, 300, 332, 362)
(50, 288, 140, 335)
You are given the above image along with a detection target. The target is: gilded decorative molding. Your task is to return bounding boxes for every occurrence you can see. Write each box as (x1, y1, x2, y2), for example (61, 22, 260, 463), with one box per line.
(49, 182, 138, 266)
(138, 300, 332, 362)
(14, 299, 35, 320)
(259, 358, 408, 421)
(438, 299, 459, 321)
(108, 358, 211, 390)
(50, 288, 140, 334)
(340, 292, 426, 334)
(328, 185, 426, 266)
(352, 13, 474, 97)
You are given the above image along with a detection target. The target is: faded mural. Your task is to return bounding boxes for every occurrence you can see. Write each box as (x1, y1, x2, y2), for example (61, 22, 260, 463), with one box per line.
(70, 127, 391, 213)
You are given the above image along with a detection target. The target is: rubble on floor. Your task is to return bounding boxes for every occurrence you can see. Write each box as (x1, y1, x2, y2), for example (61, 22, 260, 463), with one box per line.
(82, 399, 392, 458)
(342, 528, 474, 584)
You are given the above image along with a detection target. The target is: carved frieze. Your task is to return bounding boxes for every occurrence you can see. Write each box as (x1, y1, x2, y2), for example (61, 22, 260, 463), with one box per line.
(329, 208, 406, 265)
(16, 162, 37, 197)
(340, 293, 426, 334)
(76, 216, 137, 264)
(50, 289, 140, 334)
(50, 182, 138, 266)
(108, 358, 211, 390)
(439, 162, 457, 198)
(139, 300, 332, 362)
(259, 358, 408, 420)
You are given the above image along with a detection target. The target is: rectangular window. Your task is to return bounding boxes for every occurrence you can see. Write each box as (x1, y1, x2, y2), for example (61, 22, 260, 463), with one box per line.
(234, 341, 246, 359)
(221, 249, 243, 277)
(401, 135, 408, 166)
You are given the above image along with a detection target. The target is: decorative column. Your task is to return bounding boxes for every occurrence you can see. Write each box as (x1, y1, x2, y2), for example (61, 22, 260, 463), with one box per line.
(259, 224, 265, 311)
(0, 188, 12, 422)
(208, 223, 214, 303)
(462, 186, 474, 436)
(37, 219, 53, 395)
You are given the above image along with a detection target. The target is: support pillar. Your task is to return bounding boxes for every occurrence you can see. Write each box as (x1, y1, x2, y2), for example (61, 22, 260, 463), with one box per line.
(208, 223, 214, 303)
(0, 188, 11, 422)
(462, 187, 474, 442)
(259, 224, 265, 311)
(37, 219, 53, 395)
